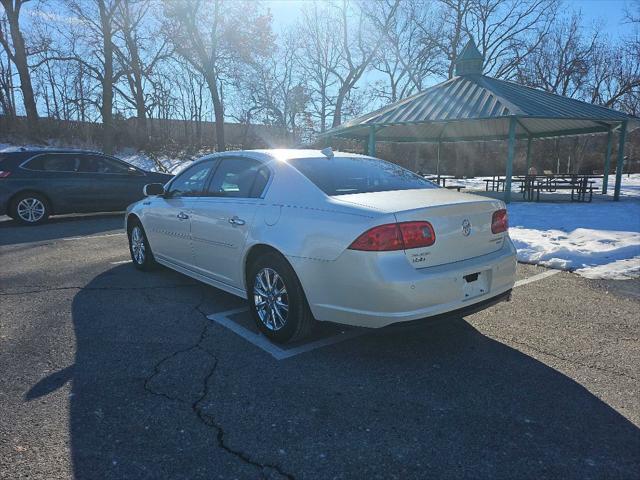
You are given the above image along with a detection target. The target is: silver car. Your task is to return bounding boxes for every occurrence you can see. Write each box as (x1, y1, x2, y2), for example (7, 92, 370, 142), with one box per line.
(126, 149, 516, 343)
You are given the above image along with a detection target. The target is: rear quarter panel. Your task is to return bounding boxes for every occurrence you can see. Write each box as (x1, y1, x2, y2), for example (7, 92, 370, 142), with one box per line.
(245, 159, 391, 262)
(247, 201, 390, 261)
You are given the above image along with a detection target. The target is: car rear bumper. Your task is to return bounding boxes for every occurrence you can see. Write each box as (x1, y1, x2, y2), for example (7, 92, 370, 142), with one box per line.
(288, 238, 517, 328)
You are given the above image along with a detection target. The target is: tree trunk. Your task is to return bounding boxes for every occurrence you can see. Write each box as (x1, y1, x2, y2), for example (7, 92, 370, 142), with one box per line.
(134, 85, 147, 147)
(205, 74, 225, 151)
(99, 3, 114, 154)
(121, 5, 148, 148)
(332, 86, 347, 128)
(4, 5, 39, 137)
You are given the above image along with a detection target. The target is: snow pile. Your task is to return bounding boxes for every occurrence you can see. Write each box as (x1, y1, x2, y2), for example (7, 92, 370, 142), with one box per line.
(116, 148, 190, 174)
(508, 200, 640, 279)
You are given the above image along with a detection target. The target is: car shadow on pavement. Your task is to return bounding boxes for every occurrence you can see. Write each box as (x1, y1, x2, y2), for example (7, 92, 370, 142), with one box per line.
(54, 266, 640, 479)
(0, 213, 124, 246)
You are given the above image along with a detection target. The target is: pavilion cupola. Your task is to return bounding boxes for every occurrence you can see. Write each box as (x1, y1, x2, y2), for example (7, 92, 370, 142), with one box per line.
(455, 38, 484, 76)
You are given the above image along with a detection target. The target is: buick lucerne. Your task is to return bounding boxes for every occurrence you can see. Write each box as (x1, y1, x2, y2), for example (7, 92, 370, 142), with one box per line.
(126, 149, 516, 343)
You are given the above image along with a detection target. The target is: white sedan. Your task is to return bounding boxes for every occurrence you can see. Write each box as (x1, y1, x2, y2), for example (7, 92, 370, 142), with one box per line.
(125, 149, 516, 343)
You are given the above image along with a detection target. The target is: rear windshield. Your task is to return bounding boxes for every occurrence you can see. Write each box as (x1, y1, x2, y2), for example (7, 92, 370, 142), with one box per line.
(289, 156, 437, 196)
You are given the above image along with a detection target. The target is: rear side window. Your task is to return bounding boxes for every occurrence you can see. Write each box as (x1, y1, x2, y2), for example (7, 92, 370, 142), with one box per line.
(206, 158, 269, 198)
(289, 156, 437, 196)
(78, 155, 130, 174)
(24, 154, 80, 172)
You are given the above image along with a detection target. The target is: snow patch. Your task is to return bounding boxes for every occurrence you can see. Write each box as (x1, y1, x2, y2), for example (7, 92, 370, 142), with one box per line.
(508, 200, 640, 279)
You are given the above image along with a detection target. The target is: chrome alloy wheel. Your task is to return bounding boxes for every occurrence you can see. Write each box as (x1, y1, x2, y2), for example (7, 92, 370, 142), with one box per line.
(253, 267, 289, 331)
(17, 197, 45, 223)
(131, 226, 146, 264)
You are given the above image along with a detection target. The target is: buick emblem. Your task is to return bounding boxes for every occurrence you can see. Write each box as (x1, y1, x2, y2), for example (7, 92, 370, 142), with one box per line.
(461, 219, 472, 236)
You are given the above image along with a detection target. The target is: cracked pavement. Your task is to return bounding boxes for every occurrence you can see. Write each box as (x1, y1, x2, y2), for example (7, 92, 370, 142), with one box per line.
(1, 213, 639, 479)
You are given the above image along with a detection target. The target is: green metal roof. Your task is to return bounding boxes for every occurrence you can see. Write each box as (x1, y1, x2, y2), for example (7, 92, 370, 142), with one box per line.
(322, 73, 639, 143)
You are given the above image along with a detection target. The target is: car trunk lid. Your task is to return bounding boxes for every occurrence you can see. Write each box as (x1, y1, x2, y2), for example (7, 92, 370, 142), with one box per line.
(335, 189, 507, 268)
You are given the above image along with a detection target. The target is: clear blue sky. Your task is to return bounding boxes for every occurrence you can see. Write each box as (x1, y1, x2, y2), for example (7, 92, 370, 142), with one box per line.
(266, 0, 634, 39)
(578, 0, 634, 38)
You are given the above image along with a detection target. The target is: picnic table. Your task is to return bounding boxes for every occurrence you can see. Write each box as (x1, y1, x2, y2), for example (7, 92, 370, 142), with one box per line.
(423, 174, 455, 187)
(484, 176, 505, 192)
(485, 174, 599, 202)
(519, 175, 596, 202)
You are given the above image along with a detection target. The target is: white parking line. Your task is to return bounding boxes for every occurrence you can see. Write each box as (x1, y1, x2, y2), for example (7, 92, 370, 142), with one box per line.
(514, 269, 560, 288)
(62, 232, 125, 242)
(207, 308, 365, 360)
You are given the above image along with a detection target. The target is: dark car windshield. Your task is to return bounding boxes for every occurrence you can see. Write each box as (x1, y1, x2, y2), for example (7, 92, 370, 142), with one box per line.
(289, 156, 437, 196)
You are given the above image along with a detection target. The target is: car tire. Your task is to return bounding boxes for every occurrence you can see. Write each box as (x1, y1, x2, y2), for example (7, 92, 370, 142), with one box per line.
(128, 221, 156, 271)
(248, 252, 315, 344)
(10, 192, 50, 225)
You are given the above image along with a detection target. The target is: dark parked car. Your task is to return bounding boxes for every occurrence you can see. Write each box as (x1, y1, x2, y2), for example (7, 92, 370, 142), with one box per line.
(0, 149, 173, 224)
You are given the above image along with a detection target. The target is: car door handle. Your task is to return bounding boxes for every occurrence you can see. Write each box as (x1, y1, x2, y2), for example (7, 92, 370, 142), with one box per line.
(177, 212, 189, 220)
(228, 216, 245, 226)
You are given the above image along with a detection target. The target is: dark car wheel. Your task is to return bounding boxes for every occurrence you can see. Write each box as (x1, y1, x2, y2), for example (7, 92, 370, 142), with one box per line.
(248, 252, 315, 344)
(11, 192, 50, 225)
(128, 221, 156, 271)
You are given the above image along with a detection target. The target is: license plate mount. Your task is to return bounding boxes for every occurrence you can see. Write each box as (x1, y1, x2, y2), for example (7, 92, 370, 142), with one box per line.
(462, 270, 490, 300)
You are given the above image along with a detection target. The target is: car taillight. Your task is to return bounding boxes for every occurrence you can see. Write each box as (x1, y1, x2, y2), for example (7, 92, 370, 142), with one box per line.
(399, 221, 436, 249)
(0, 170, 10, 178)
(348, 221, 436, 251)
(491, 209, 508, 234)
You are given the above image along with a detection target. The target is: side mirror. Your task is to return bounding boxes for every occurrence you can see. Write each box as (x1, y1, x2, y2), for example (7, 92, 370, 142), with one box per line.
(143, 183, 165, 196)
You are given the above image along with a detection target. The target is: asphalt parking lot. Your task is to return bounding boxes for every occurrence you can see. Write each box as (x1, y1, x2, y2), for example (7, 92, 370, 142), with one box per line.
(1, 213, 639, 479)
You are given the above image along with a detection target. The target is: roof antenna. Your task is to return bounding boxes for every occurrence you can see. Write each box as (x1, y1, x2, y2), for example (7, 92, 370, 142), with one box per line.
(321, 147, 334, 159)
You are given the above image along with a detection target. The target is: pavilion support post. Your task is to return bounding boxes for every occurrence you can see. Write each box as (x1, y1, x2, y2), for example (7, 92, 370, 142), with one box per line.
(614, 120, 627, 201)
(368, 126, 376, 157)
(504, 117, 517, 203)
(525, 136, 532, 174)
(436, 140, 442, 182)
(602, 127, 613, 194)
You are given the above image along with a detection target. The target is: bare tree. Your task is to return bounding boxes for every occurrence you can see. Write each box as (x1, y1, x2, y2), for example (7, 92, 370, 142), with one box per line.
(430, 0, 472, 79)
(295, 3, 341, 132)
(163, 0, 274, 151)
(624, 0, 640, 24)
(367, 0, 443, 102)
(59, 0, 124, 153)
(0, 0, 39, 135)
(296, 0, 398, 130)
(516, 14, 596, 98)
(113, 0, 170, 146)
(331, 0, 399, 127)
(466, 0, 558, 79)
(170, 58, 210, 145)
(426, 0, 557, 79)
(587, 40, 640, 111)
(515, 10, 640, 114)
(233, 31, 309, 141)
